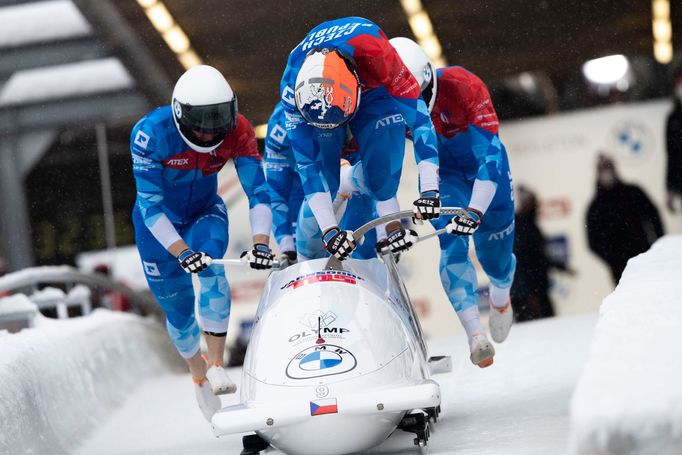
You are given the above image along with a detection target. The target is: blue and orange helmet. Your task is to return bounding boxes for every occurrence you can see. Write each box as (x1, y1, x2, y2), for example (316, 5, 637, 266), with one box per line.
(294, 48, 361, 129)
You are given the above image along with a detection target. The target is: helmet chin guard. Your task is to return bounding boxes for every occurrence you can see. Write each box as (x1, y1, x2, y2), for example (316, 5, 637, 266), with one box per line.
(294, 48, 360, 130)
(171, 65, 237, 153)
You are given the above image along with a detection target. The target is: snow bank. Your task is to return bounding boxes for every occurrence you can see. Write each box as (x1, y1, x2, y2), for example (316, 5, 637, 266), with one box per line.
(570, 235, 682, 455)
(0, 310, 182, 455)
(0, 294, 38, 316)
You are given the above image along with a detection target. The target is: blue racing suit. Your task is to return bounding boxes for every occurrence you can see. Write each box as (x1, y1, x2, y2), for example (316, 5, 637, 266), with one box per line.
(131, 107, 271, 358)
(296, 138, 379, 260)
(429, 67, 516, 314)
(280, 17, 439, 242)
(264, 103, 378, 260)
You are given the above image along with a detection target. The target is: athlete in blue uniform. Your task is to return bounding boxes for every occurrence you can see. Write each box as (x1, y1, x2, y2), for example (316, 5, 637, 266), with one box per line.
(265, 102, 378, 260)
(131, 65, 274, 420)
(280, 17, 441, 261)
(390, 38, 516, 368)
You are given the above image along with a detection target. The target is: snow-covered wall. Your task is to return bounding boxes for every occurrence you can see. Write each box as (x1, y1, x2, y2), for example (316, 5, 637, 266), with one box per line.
(0, 310, 182, 454)
(570, 235, 682, 455)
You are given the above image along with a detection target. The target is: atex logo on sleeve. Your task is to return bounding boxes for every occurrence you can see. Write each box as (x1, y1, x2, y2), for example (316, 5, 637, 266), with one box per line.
(375, 113, 404, 129)
(134, 130, 150, 149)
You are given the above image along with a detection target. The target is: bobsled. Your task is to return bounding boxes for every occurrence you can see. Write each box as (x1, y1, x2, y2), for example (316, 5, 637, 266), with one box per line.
(212, 210, 464, 455)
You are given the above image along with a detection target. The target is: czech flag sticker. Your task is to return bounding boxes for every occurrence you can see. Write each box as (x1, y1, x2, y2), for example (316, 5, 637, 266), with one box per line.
(310, 398, 338, 416)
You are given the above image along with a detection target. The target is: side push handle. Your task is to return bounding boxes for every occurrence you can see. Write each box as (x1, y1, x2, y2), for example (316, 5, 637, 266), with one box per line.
(352, 207, 467, 244)
(212, 258, 282, 269)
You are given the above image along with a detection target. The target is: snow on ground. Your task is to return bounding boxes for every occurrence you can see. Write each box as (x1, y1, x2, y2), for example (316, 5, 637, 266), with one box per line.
(73, 313, 597, 455)
(570, 235, 682, 455)
(0, 310, 182, 455)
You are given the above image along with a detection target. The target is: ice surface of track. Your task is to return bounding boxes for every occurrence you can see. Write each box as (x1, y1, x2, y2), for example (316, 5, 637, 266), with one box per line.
(74, 313, 596, 455)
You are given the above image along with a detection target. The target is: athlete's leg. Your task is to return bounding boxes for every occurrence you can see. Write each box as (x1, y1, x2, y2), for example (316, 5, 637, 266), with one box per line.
(295, 199, 326, 261)
(134, 213, 200, 364)
(474, 221, 516, 306)
(436, 225, 482, 336)
(350, 87, 406, 207)
(339, 193, 378, 259)
(433, 179, 494, 366)
(184, 198, 237, 394)
(474, 151, 516, 307)
(185, 199, 230, 364)
(473, 152, 516, 343)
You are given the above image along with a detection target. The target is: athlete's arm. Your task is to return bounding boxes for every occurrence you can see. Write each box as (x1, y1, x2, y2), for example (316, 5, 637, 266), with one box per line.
(459, 75, 504, 215)
(281, 60, 338, 233)
(350, 33, 440, 194)
(130, 122, 186, 256)
(232, 115, 273, 243)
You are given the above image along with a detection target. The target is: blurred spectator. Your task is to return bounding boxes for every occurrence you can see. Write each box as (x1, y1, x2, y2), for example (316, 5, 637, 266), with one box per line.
(586, 154, 664, 284)
(511, 186, 572, 321)
(665, 66, 682, 212)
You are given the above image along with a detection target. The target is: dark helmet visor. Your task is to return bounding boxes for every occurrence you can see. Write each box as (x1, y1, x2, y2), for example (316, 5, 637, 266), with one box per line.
(179, 99, 238, 134)
(421, 74, 434, 110)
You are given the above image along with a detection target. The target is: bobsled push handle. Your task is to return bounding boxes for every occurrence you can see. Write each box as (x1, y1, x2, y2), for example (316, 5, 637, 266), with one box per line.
(212, 258, 282, 269)
(351, 207, 468, 244)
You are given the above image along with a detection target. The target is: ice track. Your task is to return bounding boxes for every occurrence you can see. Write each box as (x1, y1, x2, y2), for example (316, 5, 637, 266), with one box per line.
(74, 313, 597, 455)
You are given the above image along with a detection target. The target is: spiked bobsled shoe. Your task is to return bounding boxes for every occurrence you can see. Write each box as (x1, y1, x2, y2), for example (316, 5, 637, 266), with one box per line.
(206, 365, 237, 395)
(489, 300, 513, 343)
(469, 332, 495, 368)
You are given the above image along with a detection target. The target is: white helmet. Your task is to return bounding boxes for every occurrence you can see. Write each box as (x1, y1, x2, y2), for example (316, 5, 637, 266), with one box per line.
(389, 37, 438, 113)
(171, 65, 237, 153)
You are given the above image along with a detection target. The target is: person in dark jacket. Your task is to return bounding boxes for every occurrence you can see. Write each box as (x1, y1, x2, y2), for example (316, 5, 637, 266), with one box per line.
(586, 154, 664, 284)
(666, 66, 682, 212)
(511, 186, 572, 322)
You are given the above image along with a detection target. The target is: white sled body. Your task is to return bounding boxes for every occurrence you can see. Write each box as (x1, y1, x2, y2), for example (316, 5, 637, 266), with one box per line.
(212, 257, 441, 455)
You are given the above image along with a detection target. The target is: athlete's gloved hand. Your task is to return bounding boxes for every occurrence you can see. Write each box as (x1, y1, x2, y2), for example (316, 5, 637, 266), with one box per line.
(375, 239, 401, 263)
(279, 250, 298, 267)
(413, 190, 441, 223)
(323, 227, 355, 260)
(385, 225, 418, 253)
(241, 243, 275, 269)
(447, 208, 483, 235)
(177, 249, 212, 274)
